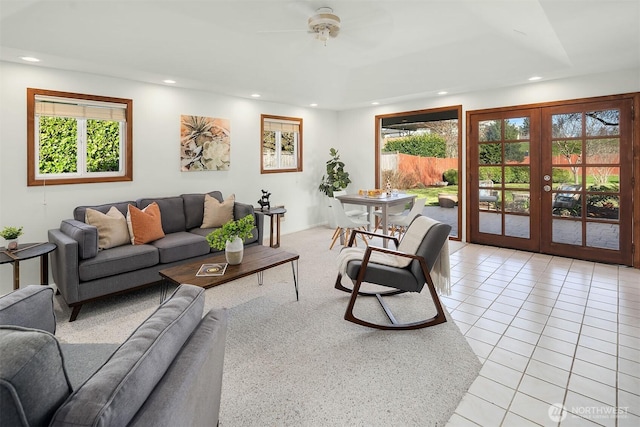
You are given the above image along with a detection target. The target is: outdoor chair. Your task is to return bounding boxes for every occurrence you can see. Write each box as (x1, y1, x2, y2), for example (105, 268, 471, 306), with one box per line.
(552, 184, 582, 209)
(334, 215, 451, 330)
(329, 198, 370, 250)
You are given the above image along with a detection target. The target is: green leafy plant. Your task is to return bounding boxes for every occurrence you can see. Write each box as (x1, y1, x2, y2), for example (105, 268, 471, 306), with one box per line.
(0, 226, 24, 240)
(206, 215, 255, 250)
(318, 148, 351, 197)
(442, 169, 458, 185)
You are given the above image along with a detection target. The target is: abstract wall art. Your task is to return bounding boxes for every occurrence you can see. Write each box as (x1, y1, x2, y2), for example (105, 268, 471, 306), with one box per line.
(180, 115, 230, 171)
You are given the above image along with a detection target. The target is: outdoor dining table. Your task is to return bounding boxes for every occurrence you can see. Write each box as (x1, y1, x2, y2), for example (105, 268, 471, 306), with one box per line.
(335, 193, 417, 248)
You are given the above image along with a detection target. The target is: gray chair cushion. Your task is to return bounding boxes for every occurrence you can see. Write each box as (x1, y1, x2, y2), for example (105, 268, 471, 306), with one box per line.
(78, 244, 159, 282)
(60, 219, 98, 260)
(151, 232, 210, 263)
(0, 326, 72, 427)
(137, 197, 186, 234)
(0, 286, 56, 334)
(181, 191, 223, 230)
(74, 201, 136, 222)
(50, 285, 205, 427)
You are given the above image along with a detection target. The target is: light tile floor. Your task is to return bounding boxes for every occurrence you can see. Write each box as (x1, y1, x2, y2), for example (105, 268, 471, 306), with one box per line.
(444, 243, 640, 427)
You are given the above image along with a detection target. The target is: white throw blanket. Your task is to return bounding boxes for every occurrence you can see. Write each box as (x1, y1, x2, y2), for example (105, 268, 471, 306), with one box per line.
(336, 216, 451, 295)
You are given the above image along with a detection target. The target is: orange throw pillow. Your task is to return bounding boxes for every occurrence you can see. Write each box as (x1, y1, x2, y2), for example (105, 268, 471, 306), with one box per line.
(126, 202, 165, 245)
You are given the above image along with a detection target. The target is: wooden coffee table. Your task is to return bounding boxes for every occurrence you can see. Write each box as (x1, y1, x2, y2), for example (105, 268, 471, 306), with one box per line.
(159, 245, 299, 301)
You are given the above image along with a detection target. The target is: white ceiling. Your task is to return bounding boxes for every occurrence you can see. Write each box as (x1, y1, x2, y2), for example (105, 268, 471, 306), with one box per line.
(1, 0, 638, 110)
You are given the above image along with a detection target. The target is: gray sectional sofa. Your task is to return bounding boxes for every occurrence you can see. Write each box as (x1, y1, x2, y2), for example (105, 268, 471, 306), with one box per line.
(0, 284, 227, 427)
(48, 191, 264, 321)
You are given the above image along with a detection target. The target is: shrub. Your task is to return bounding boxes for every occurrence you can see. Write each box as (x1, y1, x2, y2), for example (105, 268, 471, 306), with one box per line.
(442, 169, 458, 185)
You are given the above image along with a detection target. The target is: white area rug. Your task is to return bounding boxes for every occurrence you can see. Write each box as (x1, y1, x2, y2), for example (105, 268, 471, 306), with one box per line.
(54, 227, 480, 426)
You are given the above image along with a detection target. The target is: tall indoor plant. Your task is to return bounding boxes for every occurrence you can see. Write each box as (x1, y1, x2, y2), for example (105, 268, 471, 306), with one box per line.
(206, 215, 255, 265)
(318, 148, 351, 197)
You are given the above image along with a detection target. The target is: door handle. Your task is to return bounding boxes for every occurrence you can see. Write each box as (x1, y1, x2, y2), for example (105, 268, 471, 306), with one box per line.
(543, 185, 551, 192)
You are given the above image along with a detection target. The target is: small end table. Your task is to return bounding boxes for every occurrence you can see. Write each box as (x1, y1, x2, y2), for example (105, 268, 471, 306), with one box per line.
(255, 207, 287, 248)
(0, 242, 57, 290)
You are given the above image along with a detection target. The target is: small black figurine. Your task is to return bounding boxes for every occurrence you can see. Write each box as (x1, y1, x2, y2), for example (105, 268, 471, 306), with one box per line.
(258, 189, 271, 211)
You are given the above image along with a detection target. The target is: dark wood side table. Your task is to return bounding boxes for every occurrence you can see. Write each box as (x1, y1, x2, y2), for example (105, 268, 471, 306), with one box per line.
(255, 207, 287, 248)
(0, 242, 57, 290)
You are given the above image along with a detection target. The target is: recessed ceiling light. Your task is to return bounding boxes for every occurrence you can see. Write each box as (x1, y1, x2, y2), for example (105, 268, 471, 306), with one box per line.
(251, 93, 261, 98)
(20, 56, 40, 62)
(528, 76, 542, 81)
(437, 91, 448, 95)
(371, 102, 380, 105)
(310, 103, 318, 107)
(163, 79, 176, 84)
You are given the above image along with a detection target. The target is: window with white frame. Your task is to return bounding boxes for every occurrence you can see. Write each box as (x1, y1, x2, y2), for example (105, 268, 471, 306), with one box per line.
(261, 114, 303, 173)
(27, 88, 133, 186)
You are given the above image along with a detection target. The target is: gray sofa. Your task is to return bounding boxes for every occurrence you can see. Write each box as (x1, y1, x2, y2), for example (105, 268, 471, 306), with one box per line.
(48, 191, 264, 321)
(0, 284, 227, 427)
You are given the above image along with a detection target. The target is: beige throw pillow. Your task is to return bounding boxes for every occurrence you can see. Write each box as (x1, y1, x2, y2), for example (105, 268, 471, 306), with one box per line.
(85, 206, 131, 250)
(202, 194, 235, 228)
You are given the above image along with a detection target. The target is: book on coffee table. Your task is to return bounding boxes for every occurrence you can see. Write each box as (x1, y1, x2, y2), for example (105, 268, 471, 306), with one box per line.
(196, 263, 228, 277)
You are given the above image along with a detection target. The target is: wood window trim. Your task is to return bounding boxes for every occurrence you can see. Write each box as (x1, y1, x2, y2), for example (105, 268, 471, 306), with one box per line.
(27, 88, 133, 186)
(260, 114, 303, 174)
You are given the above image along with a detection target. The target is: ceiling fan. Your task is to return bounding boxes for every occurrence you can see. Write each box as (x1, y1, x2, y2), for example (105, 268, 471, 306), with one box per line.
(307, 7, 341, 44)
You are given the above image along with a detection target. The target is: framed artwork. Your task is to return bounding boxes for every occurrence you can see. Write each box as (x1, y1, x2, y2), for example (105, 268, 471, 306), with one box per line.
(180, 115, 230, 171)
(261, 114, 303, 173)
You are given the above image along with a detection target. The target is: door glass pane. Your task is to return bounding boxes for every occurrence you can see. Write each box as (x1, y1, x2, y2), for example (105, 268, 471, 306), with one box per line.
(505, 190, 530, 213)
(505, 117, 530, 140)
(478, 120, 502, 142)
(552, 219, 582, 245)
(552, 113, 582, 138)
(552, 181, 582, 218)
(479, 166, 502, 183)
(586, 110, 619, 136)
(552, 140, 582, 165)
(585, 139, 619, 164)
(505, 214, 530, 238)
(479, 143, 501, 164)
(586, 223, 619, 250)
(505, 142, 530, 164)
(586, 167, 619, 192)
(504, 166, 530, 185)
(479, 212, 502, 234)
(586, 194, 619, 221)
(552, 166, 580, 187)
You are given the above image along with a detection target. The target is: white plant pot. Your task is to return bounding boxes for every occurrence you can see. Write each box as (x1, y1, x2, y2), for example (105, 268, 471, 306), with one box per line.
(6, 238, 18, 251)
(225, 236, 244, 265)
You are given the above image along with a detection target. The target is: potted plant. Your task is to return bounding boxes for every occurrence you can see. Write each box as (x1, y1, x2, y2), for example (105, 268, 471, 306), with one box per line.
(318, 148, 351, 197)
(1, 226, 24, 251)
(206, 215, 255, 265)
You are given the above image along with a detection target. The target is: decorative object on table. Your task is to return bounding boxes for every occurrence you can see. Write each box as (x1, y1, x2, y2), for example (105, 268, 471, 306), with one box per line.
(386, 178, 392, 195)
(180, 115, 230, 171)
(0, 226, 24, 251)
(206, 214, 256, 265)
(318, 148, 351, 197)
(196, 263, 228, 277)
(257, 189, 271, 211)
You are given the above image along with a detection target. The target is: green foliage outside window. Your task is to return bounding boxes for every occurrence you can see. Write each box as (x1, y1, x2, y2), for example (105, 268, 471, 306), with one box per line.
(382, 133, 447, 158)
(38, 117, 120, 174)
(39, 117, 77, 173)
(87, 120, 120, 172)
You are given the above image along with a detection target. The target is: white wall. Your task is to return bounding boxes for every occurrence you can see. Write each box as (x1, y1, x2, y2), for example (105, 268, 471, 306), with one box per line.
(0, 61, 337, 293)
(337, 67, 640, 241)
(1, 62, 638, 294)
